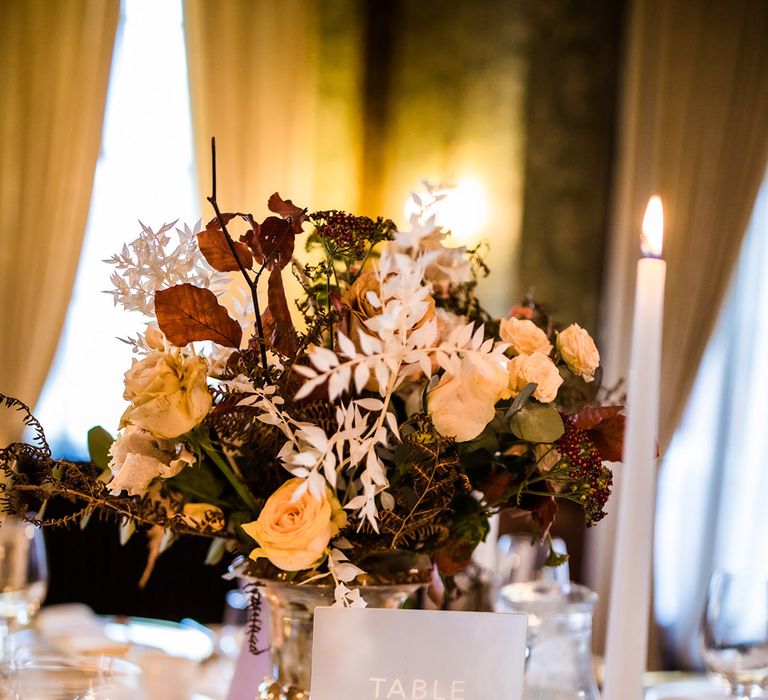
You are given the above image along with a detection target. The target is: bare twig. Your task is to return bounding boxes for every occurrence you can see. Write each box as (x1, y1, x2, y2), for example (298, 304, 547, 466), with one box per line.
(206, 137, 269, 370)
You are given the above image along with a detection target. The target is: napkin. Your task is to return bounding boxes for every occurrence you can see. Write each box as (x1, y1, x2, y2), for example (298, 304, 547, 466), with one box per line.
(36, 604, 132, 657)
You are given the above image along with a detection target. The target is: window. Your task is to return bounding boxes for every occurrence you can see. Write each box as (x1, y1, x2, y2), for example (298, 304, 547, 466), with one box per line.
(34, 0, 198, 458)
(655, 172, 768, 662)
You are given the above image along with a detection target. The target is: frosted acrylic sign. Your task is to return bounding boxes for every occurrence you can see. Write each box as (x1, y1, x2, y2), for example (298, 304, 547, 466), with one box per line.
(311, 607, 527, 700)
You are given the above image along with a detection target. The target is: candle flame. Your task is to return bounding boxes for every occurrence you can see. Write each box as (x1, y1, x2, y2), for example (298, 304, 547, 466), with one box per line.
(641, 195, 664, 257)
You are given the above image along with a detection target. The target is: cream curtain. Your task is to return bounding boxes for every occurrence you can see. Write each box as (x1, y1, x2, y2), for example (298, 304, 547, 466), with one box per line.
(588, 0, 768, 660)
(0, 0, 119, 445)
(183, 0, 365, 216)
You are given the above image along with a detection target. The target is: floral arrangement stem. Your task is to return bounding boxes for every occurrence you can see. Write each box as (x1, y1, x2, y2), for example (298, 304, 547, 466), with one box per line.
(197, 435, 259, 511)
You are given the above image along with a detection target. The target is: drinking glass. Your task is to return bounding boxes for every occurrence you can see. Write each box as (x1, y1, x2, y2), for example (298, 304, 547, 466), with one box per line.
(701, 571, 768, 698)
(3, 655, 146, 700)
(0, 517, 48, 657)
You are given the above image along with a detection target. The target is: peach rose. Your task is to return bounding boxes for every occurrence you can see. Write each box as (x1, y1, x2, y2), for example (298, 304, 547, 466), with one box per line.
(242, 478, 347, 571)
(499, 317, 553, 356)
(557, 323, 600, 382)
(342, 270, 381, 323)
(121, 350, 212, 438)
(508, 352, 564, 403)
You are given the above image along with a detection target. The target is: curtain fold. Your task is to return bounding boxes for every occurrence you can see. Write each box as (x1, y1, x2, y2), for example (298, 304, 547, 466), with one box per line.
(589, 0, 768, 661)
(183, 0, 365, 216)
(0, 0, 119, 445)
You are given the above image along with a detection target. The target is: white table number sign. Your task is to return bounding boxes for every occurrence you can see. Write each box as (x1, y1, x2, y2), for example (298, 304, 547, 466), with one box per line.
(311, 607, 527, 700)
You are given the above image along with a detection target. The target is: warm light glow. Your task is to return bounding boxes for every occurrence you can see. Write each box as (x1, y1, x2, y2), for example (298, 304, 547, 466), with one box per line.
(404, 177, 491, 246)
(641, 195, 664, 257)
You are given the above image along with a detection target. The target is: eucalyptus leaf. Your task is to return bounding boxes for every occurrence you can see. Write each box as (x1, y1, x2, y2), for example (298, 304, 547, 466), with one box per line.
(87, 426, 114, 470)
(509, 403, 564, 443)
(505, 383, 537, 419)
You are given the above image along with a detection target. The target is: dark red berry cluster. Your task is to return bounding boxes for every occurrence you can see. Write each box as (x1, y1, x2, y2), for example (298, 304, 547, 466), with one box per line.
(311, 210, 396, 258)
(556, 415, 613, 526)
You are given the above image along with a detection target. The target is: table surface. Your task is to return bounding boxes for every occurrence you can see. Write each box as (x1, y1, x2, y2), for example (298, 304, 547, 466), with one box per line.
(9, 606, 731, 700)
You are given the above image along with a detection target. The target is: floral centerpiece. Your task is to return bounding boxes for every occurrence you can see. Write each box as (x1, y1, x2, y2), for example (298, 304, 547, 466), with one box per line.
(0, 164, 622, 612)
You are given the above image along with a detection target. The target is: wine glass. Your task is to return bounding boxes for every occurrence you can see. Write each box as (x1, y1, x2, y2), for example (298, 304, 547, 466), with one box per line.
(701, 571, 768, 698)
(0, 517, 48, 658)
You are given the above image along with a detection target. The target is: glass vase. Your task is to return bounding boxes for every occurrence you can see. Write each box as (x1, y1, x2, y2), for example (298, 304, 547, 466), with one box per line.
(498, 580, 600, 700)
(254, 580, 421, 700)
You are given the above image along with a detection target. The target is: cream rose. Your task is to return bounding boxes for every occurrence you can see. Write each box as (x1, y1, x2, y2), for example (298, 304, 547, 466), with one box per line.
(499, 317, 553, 356)
(557, 323, 600, 382)
(242, 478, 347, 571)
(108, 426, 195, 496)
(508, 352, 564, 403)
(428, 358, 511, 442)
(121, 350, 212, 438)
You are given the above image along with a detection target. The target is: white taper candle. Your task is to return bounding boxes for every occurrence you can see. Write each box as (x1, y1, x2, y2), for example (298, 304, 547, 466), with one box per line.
(602, 196, 666, 700)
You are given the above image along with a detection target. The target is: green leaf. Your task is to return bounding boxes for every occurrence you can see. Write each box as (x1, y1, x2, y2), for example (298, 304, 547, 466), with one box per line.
(231, 510, 259, 545)
(509, 403, 564, 443)
(87, 426, 114, 470)
(505, 383, 537, 419)
(168, 462, 226, 502)
(457, 446, 496, 470)
(545, 542, 570, 568)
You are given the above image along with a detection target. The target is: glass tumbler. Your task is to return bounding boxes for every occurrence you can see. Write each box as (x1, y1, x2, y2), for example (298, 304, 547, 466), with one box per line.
(498, 580, 600, 700)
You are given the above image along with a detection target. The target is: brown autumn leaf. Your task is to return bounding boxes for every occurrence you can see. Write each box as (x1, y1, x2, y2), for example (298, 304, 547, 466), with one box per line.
(240, 219, 262, 262)
(572, 405, 626, 462)
(259, 307, 275, 344)
(587, 412, 626, 462)
(478, 465, 514, 505)
(572, 404, 623, 430)
(434, 541, 475, 577)
(258, 216, 295, 270)
(205, 212, 239, 230)
(155, 284, 242, 349)
(197, 228, 253, 272)
(266, 266, 298, 358)
(532, 492, 559, 539)
(268, 192, 307, 233)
